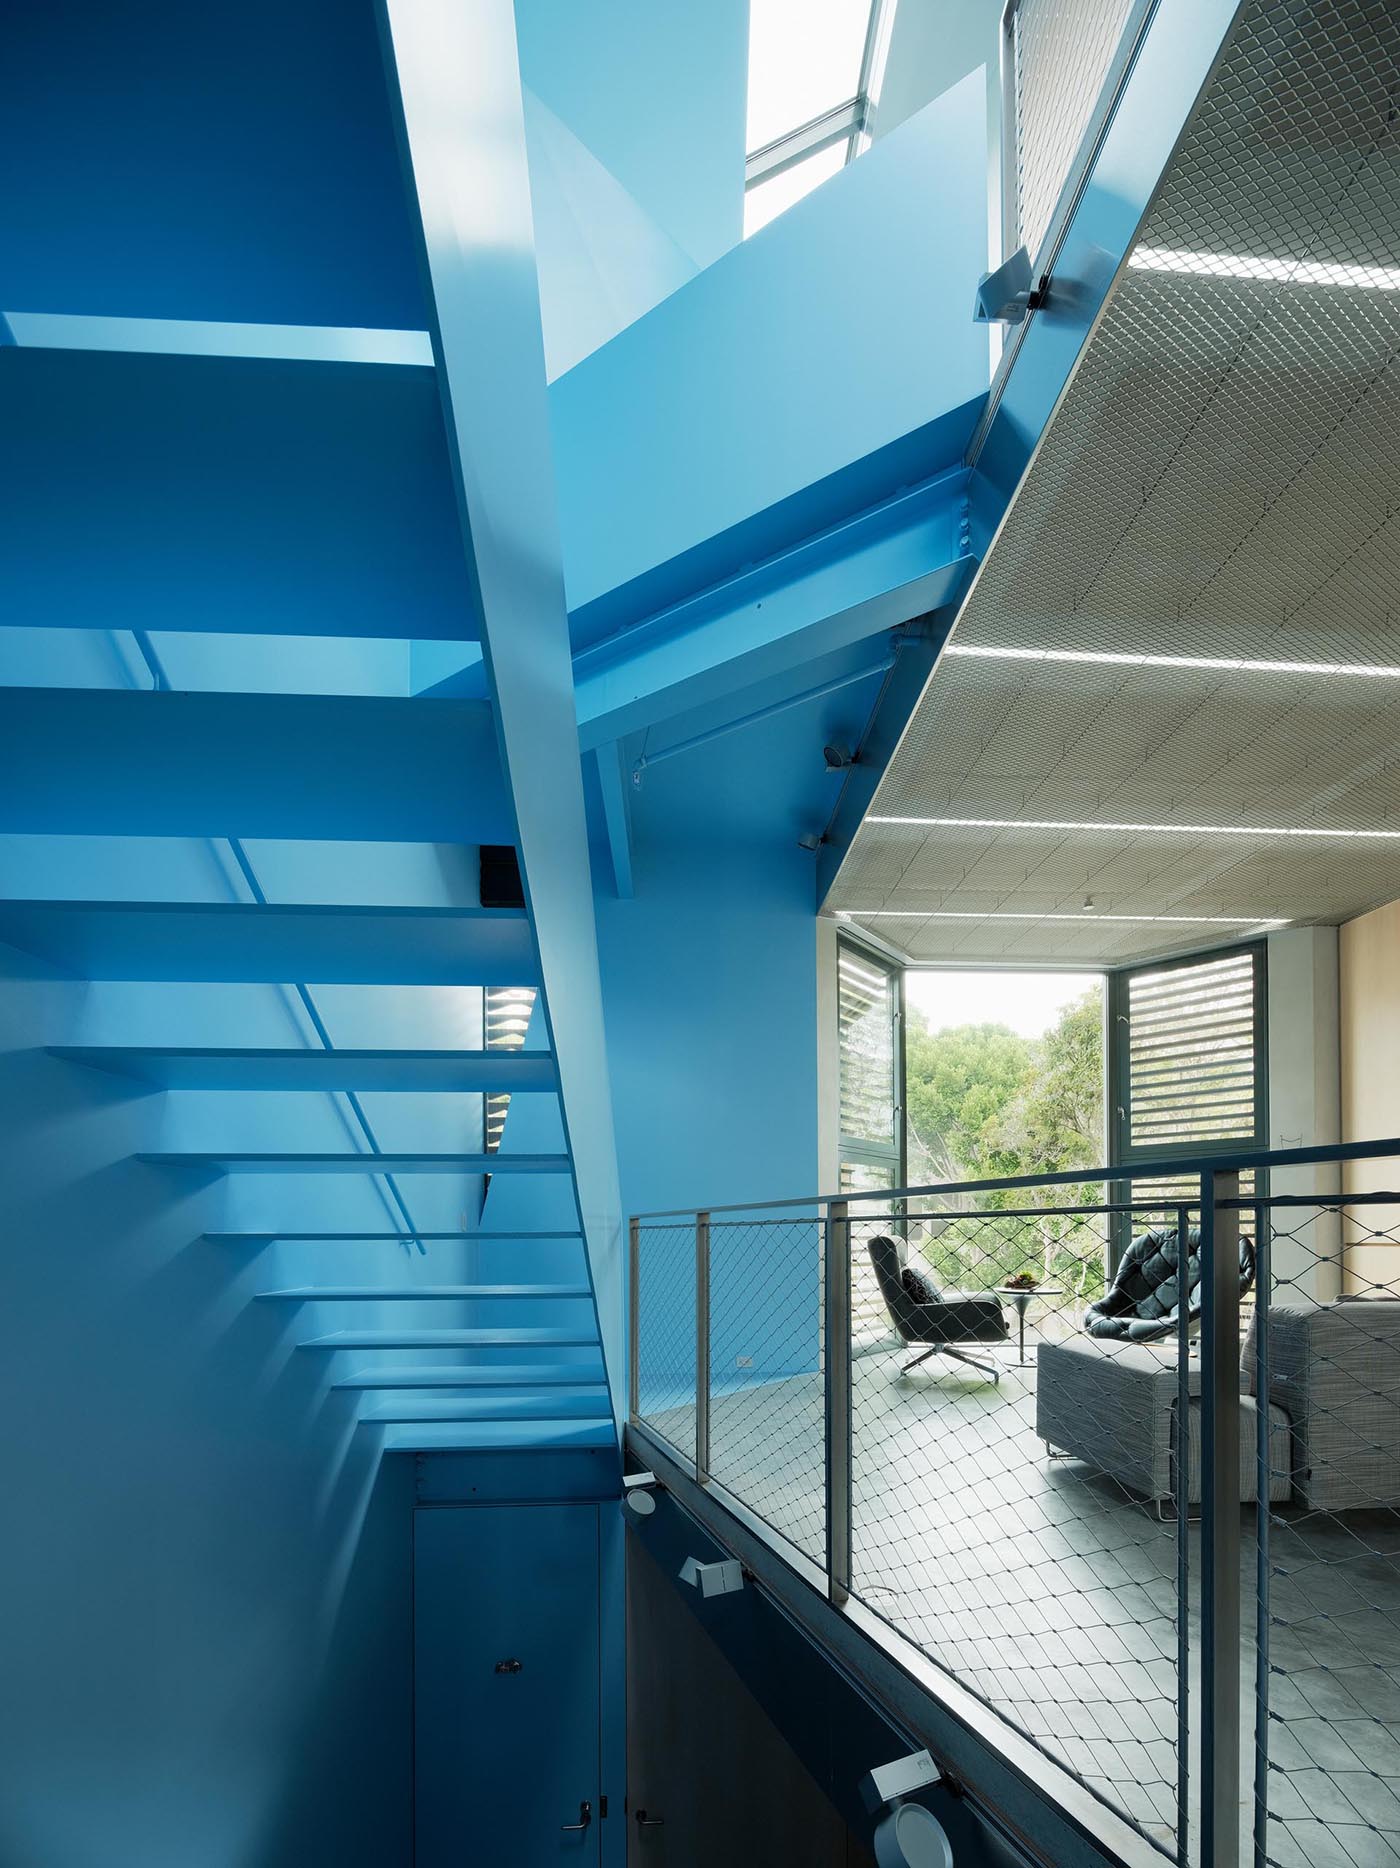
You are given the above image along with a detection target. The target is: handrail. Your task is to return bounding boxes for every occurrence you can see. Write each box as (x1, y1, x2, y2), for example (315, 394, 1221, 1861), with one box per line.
(630, 1136, 1400, 1868)
(630, 1134, 1400, 1219)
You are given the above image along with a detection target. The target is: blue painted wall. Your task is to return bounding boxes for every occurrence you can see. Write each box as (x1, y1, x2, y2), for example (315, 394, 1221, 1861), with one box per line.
(0, 938, 416, 1868)
(550, 71, 989, 628)
(595, 735, 826, 1406)
(517, 0, 746, 271)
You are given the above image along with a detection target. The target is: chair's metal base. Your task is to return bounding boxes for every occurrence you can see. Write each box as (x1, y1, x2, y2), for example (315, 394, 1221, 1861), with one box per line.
(901, 1343, 1001, 1384)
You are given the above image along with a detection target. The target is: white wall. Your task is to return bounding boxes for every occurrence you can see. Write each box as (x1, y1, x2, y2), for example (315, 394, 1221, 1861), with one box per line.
(1267, 927, 1342, 1302)
(1340, 897, 1400, 1294)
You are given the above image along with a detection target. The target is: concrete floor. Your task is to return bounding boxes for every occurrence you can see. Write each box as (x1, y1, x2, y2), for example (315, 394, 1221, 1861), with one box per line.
(641, 1342, 1400, 1867)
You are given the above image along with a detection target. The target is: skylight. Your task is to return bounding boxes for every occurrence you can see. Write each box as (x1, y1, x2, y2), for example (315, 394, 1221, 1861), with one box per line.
(747, 0, 871, 150)
(744, 0, 897, 237)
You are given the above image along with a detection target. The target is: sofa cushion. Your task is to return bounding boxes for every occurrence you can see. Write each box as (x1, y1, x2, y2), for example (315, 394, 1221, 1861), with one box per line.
(901, 1261, 940, 1304)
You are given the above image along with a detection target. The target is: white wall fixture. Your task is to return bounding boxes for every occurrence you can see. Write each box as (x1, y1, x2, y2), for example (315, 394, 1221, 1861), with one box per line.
(677, 1556, 745, 1597)
(623, 1471, 659, 1516)
(861, 1750, 953, 1867)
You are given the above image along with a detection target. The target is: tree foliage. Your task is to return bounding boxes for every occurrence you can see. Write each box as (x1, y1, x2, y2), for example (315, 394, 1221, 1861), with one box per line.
(903, 989, 1107, 1296)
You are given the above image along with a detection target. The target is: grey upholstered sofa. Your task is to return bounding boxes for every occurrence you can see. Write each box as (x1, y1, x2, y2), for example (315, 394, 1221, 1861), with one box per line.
(1262, 1299, 1400, 1510)
(1036, 1337, 1291, 1509)
(1037, 1298, 1400, 1512)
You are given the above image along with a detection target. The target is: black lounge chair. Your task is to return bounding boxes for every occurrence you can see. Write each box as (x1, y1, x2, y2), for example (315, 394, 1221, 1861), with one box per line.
(1084, 1224, 1255, 1342)
(867, 1234, 1009, 1382)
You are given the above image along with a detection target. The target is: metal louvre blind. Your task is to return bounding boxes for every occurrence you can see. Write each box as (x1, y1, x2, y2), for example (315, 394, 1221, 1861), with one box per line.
(484, 985, 535, 1153)
(838, 940, 903, 1344)
(1114, 956, 1263, 1158)
(838, 944, 898, 1151)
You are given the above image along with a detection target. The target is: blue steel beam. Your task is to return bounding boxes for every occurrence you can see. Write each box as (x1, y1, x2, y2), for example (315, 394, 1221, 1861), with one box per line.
(968, 0, 1243, 519)
(575, 468, 973, 751)
(593, 746, 635, 901)
(380, 0, 625, 1429)
(0, 689, 510, 842)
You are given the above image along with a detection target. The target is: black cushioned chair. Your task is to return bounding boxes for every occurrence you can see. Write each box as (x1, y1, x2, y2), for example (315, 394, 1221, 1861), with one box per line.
(1084, 1224, 1255, 1342)
(867, 1234, 1009, 1382)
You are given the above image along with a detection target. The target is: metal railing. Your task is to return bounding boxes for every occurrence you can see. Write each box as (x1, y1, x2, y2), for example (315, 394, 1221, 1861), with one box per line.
(999, 0, 1147, 268)
(629, 1140, 1400, 1868)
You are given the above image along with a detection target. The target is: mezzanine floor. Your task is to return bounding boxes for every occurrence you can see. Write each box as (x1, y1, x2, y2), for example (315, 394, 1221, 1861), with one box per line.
(641, 1345, 1400, 1868)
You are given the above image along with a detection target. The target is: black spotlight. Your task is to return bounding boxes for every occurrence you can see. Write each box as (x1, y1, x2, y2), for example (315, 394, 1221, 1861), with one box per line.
(823, 743, 855, 770)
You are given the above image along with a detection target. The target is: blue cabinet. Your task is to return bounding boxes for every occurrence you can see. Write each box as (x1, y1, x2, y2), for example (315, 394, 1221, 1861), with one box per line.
(414, 1503, 602, 1865)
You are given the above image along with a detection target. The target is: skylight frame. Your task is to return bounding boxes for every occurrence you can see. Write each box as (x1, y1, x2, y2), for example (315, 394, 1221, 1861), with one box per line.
(744, 0, 899, 196)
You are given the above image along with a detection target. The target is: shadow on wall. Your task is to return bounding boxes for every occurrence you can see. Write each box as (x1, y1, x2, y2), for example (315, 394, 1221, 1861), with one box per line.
(0, 944, 414, 1868)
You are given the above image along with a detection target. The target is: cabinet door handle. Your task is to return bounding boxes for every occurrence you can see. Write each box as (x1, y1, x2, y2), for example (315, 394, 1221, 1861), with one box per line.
(636, 1808, 664, 1829)
(561, 1801, 592, 1832)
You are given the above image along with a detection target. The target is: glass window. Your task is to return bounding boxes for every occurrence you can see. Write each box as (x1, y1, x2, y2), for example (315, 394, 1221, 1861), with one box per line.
(838, 940, 901, 1164)
(743, 142, 848, 236)
(746, 0, 871, 152)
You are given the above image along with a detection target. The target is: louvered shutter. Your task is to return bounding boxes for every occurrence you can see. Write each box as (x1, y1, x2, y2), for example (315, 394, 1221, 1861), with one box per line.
(837, 941, 903, 1343)
(1111, 944, 1266, 1215)
(838, 945, 899, 1153)
(1125, 950, 1261, 1151)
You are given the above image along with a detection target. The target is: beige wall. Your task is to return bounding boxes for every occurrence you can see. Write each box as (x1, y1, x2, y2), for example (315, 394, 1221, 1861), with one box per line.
(1340, 898, 1400, 1294)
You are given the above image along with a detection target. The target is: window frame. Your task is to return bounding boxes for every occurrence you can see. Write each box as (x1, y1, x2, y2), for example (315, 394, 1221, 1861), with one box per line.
(836, 933, 906, 1191)
(1108, 938, 1269, 1172)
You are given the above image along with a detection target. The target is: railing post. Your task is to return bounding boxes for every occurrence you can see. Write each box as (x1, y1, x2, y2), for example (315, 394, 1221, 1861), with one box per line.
(1253, 1204, 1272, 1868)
(1175, 1204, 1191, 1868)
(695, 1210, 710, 1484)
(1201, 1168, 1242, 1868)
(824, 1200, 852, 1606)
(627, 1215, 640, 1424)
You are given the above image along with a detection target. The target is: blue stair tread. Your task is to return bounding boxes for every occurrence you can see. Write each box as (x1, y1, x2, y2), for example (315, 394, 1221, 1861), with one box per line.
(301, 1328, 598, 1349)
(381, 1420, 616, 1452)
(361, 1391, 610, 1423)
(51, 1045, 556, 1092)
(0, 898, 535, 985)
(334, 1363, 605, 1389)
(139, 1151, 569, 1174)
(206, 1230, 583, 1243)
(258, 1284, 591, 1300)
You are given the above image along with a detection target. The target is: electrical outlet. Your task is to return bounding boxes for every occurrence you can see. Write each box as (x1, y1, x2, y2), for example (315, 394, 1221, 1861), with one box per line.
(736, 1354, 753, 1369)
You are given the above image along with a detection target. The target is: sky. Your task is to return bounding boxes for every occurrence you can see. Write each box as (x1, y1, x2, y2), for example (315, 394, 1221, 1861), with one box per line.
(906, 969, 1102, 1039)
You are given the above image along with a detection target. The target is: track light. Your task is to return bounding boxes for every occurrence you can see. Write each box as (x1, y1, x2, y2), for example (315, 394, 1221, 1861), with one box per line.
(798, 832, 824, 852)
(823, 743, 856, 771)
(861, 1752, 952, 1868)
(623, 1471, 658, 1518)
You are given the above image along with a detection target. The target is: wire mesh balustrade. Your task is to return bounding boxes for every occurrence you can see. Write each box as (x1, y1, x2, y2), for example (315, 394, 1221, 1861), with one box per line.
(1250, 1192, 1400, 1868)
(630, 1140, 1400, 1868)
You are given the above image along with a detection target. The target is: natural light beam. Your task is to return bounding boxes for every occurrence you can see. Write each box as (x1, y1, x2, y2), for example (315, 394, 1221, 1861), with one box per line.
(1130, 246, 1400, 291)
(945, 645, 1400, 680)
(869, 816, 1400, 840)
(839, 910, 1291, 927)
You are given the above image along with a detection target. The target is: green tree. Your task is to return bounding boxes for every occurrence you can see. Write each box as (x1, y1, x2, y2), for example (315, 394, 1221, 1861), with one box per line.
(993, 991, 1102, 1174)
(904, 1013, 1032, 1185)
(901, 990, 1107, 1298)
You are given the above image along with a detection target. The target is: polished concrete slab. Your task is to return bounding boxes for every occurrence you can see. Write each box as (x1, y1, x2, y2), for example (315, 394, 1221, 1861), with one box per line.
(641, 1343, 1400, 1867)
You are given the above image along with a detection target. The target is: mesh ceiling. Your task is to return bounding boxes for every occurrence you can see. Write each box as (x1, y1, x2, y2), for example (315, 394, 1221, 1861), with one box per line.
(830, 0, 1400, 967)
(1012, 0, 1139, 263)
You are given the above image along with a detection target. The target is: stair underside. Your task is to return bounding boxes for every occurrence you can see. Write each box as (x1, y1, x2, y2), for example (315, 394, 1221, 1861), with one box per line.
(302, 1328, 599, 1350)
(0, 898, 536, 985)
(333, 1363, 606, 1389)
(140, 1151, 569, 1174)
(259, 1284, 590, 1301)
(381, 1420, 616, 1451)
(52, 1045, 556, 1091)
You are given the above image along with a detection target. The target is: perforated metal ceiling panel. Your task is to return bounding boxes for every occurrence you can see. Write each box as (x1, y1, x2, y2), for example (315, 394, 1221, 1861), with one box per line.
(829, 0, 1400, 966)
